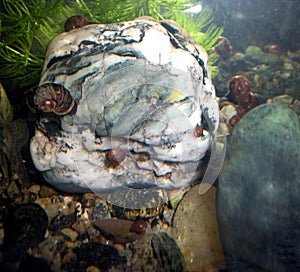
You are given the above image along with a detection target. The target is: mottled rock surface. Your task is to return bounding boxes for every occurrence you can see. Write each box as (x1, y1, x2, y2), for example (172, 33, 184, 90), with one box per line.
(217, 103, 300, 271)
(30, 17, 219, 201)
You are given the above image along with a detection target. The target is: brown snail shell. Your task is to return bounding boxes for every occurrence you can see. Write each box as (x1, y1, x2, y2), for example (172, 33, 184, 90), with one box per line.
(194, 124, 204, 137)
(34, 83, 76, 115)
(64, 15, 91, 32)
(228, 75, 251, 104)
(106, 148, 127, 168)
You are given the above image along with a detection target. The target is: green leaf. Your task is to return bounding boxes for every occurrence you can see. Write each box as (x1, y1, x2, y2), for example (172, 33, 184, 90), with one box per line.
(0, 83, 13, 125)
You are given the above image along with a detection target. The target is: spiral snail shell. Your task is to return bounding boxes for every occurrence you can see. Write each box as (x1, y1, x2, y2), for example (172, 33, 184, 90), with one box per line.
(34, 83, 76, 115)
(64, 15, 92, 32)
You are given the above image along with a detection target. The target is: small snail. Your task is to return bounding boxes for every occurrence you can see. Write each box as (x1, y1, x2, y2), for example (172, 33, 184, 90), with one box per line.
(34, 83, 76, 115)
(228, 75, 260, 126)
(64, 15, 92, 32)
(214, 36, 234, 61)
(106, 148, 127, 168)
(229, 75, 251, 104)
(194, 124, 204, 137)
(129, 219, 147, 234)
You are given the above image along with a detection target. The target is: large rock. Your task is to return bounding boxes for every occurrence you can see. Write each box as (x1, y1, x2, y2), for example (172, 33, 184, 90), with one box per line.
(30, 17, 219, 209)
(217, 103, 300, 271)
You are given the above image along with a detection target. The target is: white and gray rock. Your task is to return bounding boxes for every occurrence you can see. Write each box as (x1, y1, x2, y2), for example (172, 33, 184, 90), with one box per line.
(30, 17, 220, 206)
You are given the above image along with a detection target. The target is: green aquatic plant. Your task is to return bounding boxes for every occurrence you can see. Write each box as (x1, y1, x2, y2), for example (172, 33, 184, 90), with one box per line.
(0, 0, 222, 89)
(0, 0, 66, 87)
(168, 7, 223, 77)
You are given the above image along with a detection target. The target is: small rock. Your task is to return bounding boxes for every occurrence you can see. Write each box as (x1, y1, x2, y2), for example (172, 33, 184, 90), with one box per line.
(3, 203, 48, 262)
(86, 265, 101, 272)
(171, 185, 225, 271)
(28, 184, 41, 195)
(6, 181, 21, 199)
(39, 186, 58, 198)
(131, 232, 185, 272)
(50, 213, 77, 233)
(93, 218, 146, 244)
(271, 94, 293, 106)
(50, 252, 62, 272)
(73, 242, 125, 271)
(38, 235, 65, 266)
(88, 199, 111, 220)
(61, 249, 78, 271)
(291, 99, 300, 115)
(220, 103, 237, 124)
(61, 228, 78, 242)
(71, 220, 89, 237)
(81, 193, 97, 208)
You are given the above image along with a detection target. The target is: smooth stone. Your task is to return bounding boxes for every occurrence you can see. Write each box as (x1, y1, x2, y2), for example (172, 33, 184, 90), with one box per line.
(245, 46, 283, 67)
(73, 242, 125, 271)
(271, 94, 293, 107)
(291, 99, 300, 115)
(171, 184, 226, 271)
(217, 103, 300, 271)
(93, 218, 146, 244)
(3, 203, 48, 262)
(131, 232, 185, 272)
(6, 181, 21, 199)
(61, 228, 78, 242)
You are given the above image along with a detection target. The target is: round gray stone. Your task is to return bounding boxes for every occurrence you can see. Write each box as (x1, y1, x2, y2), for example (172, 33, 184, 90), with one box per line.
(217, 103, 300, 271)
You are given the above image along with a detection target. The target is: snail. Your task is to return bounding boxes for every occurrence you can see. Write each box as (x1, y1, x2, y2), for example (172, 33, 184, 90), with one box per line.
(105, 148, 127, 168)
(228, 75, 260, 126)
(34, 83, 76, 115)
(64, 15, 93, 32)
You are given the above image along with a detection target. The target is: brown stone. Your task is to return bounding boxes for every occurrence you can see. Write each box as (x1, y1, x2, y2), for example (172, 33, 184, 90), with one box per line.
(171, 185, 226, 271)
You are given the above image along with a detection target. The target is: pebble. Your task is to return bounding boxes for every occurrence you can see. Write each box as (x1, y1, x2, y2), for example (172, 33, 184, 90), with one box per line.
(131, 232, 185, 272)
(35, 197, 59, 220)
(39, 186, 58, 198)
(291, 99, 300, 115)
(38, 235, 65, 270)
(61, 249, 78, 271)
(86, 266, 101, 272)
(6, 181, 21, 199)
(220, 103, 237, 124)
(171, 185, 225, 271)
(28, 184, 41, 195)
(93, 218, 146, 244)
(61, 228, 78, 242)
(0, 228, 4, 245)
(73, 241, 125, 271)
(270, 94, 293, 106)
(3, 203, 48, 262)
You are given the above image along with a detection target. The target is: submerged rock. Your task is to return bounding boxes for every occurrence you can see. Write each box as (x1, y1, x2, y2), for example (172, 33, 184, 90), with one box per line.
(171, 184, 225, 271)
(30, 17, 220, 208)
(217, 103, 300, 271)
(73, 242, 125, 271)
(3, 203, 48, 262)
(130, 232, 185, 272)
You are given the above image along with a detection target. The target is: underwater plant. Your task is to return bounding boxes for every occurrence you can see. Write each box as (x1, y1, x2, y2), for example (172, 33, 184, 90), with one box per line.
(0, 0, 222, 90)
